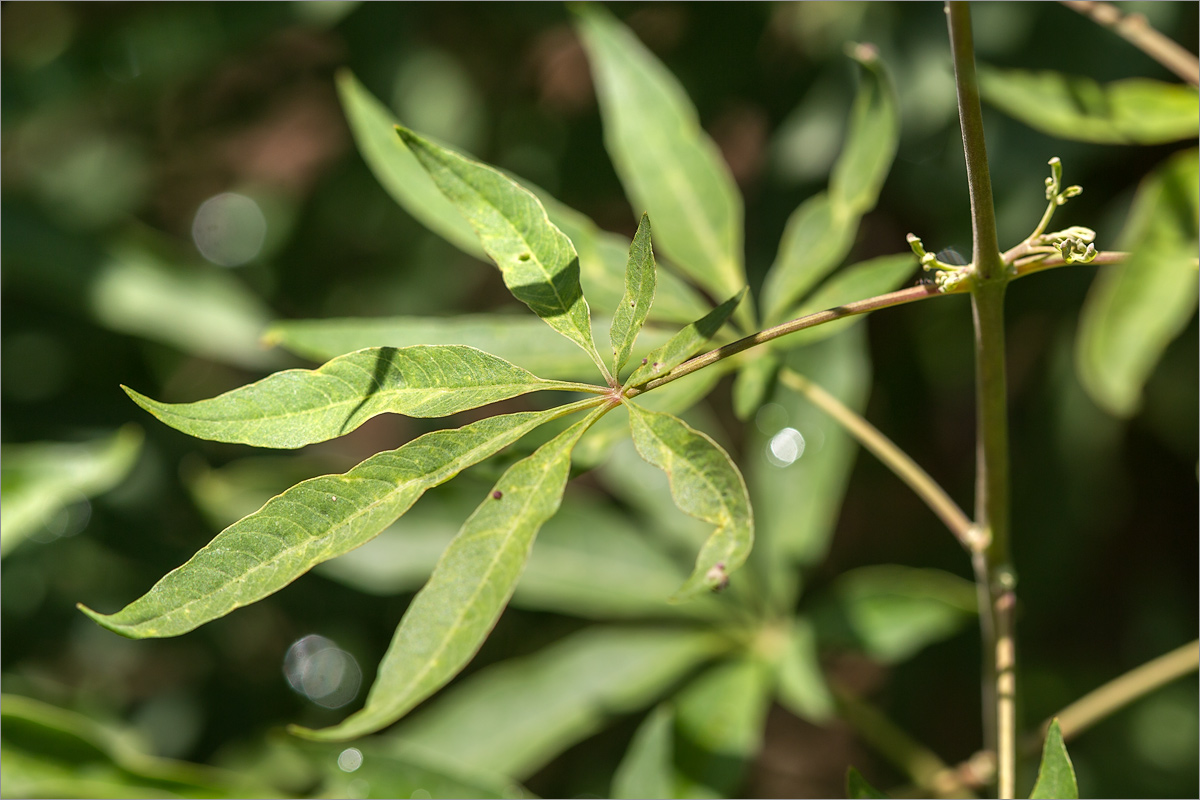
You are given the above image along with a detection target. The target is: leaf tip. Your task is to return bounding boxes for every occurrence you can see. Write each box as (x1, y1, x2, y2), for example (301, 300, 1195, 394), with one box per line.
(76, 603, 132, 638)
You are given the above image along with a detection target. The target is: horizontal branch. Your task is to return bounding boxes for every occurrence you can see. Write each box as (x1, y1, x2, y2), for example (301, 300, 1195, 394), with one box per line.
(629, 283, 948, 395)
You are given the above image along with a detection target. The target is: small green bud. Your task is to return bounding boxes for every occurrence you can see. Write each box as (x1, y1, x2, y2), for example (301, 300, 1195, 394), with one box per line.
(1046, 157, 1063, 199)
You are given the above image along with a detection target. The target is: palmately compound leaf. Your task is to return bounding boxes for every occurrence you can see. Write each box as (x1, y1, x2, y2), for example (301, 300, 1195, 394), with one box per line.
(626, 288, 746, 387)
(627, 403, 753, 600)
(610, 213, 657, 376)
(762, 49, 899, 325)
(396, 126, 610, 380)
(124, 345, 597, 449)
(574, 5, 749, 326)
(293, 407, 605, 742)
(78, 404, 591, 638)
(1029, 719, 1079, 799)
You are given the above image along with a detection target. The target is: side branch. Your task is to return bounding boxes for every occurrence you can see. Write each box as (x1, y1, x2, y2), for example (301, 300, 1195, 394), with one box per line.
(1062, 0, 1200, 86)
(629, 283, 947, 395)
(778, 367, 974, 547)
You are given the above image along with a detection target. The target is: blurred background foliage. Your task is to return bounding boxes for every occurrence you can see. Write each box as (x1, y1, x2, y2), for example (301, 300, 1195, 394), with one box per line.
(2, 2, 1196, 798)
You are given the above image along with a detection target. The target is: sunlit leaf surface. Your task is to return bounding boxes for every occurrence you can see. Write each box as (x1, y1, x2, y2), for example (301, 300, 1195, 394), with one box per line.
(336, 69, 486, 259)
(125, 345, 590, 448)
(627, 403, 753, 600)
(1030, 719, 1079, 799)
(626, 288, 745, 387)
(294, 410, 601, 741)
(79, 406, 582, 638)
(611, 213, 657, 376)
(397, 127, 608, 376)
(575, 5, 746, 316)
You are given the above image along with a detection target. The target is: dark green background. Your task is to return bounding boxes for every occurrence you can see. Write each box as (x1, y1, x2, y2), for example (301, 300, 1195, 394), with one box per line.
(3, 2, 1196, 797)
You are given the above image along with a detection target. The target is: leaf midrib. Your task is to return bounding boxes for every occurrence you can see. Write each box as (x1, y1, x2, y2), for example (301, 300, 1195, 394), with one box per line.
(155, 381, 544, 426)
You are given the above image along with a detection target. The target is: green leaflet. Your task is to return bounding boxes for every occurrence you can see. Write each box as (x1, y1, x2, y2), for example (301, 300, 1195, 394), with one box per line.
(574, 6, 749, 325)
(731, 351, 780, 422)
(626, 288, 746, 387)
(78, 405, 584, 638)
(310, 741, 527, 800)
(761, 193, 855, 325)
(396, 127, 609, 378)
(816, 565, 977, 664)
(337, 69, 709, 327)
(388, 627, 722, 781)
(611, 704, 675, 800)
(762, 51, 899, 325)
(830, 46, 901, 216)
(773, 253, 916, 350)
(1, 694, 275, 799)
(979, 66, 1200, 145)
(1029, 719, 1079, 799)
(294, 408, 603, 742)
(335, 69, 485, 259)
(124, 345, 595, 449)
(611, 213, 657, 376)
(264, 314, 681, 383)
(265, 315, 598, 381)
(90, 239, 282, 371)
(1, 425, 143, 557)
(776, 617, 835, 723)
(1077, 147, 1199, 416)
(316, 489, 712, 621)
(674, 657, 774, 796)
(539, 188, 711, 326)
(627, 403, 753, 600)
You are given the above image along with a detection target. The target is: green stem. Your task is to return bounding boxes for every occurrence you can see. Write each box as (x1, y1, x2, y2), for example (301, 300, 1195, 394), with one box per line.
(947, 2, 1004, 283)
(778, 367, 974, 547)
(948, 2, 1016, 796)
(627, 283, 947, 396)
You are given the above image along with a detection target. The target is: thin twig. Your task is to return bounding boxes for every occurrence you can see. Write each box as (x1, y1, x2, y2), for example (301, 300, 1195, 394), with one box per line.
(940, 639, 1200, 788)
(627, 283, 947, 396)
(1062, 0, 1200, 86)
(1046, 639, 1200, 744)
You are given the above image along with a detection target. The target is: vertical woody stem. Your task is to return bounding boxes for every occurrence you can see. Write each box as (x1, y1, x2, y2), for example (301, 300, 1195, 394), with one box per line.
(946, 2, 1017, 796)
